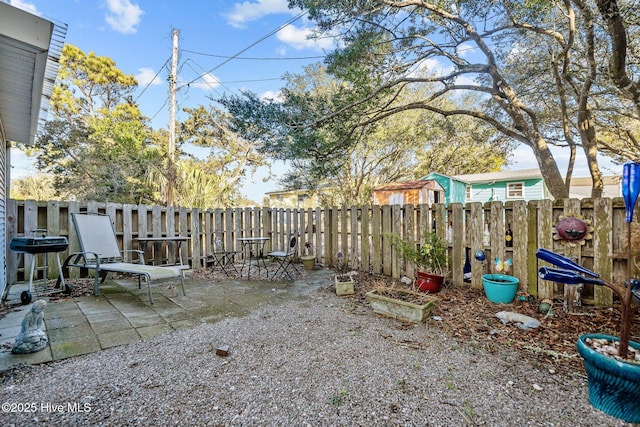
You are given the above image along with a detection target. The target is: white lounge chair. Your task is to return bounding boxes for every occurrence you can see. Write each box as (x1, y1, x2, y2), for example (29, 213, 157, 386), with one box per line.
(62, 212, 185, 304)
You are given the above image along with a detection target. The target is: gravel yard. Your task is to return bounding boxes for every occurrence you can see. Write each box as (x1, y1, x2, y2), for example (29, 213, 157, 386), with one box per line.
(0, 277, 640, 426)
(0, 280, 636, 426)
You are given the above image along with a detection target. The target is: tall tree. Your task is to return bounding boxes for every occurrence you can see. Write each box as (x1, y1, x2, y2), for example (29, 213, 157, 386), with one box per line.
(596, 0, 640, 117)
(9, 174, 62, 201)
(285, 0, 639, 198)
(35, 104, 163, 203)
(51, 44, 138, 123)
(594, 0, 640, 161)
(222, 63, 511, 206)
(25, 45, 164, 204)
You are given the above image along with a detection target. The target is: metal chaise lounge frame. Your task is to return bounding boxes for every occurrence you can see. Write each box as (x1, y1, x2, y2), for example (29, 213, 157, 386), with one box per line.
(62, 212, 185, 304)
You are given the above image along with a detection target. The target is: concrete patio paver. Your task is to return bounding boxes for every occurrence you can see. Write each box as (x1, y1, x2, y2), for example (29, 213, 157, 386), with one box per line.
(0, 267, 333, 372)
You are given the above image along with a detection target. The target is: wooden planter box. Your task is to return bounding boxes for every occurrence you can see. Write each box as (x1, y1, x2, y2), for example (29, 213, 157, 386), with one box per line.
(366, 288, 437, 323)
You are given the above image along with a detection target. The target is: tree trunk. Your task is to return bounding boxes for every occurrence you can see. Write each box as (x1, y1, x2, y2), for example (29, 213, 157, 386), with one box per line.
(530, 134, 570, 199)
(595, 0, 640, 117)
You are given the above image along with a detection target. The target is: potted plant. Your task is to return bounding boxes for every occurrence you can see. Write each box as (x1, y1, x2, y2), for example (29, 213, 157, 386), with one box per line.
(366, 280, 438, 323)
(334, 251, 355, 296)
(387, 229, 448, 293)
(537, 250, 640, 423)
(300, 242, 316, 271)
(538, 162, 640, 423)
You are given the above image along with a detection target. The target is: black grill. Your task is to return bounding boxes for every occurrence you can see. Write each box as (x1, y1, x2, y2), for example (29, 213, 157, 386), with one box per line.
(10, 237, 69, 254)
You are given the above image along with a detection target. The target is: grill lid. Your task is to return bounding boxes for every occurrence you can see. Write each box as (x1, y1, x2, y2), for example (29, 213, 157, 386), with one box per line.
(10, 236, 69, 254)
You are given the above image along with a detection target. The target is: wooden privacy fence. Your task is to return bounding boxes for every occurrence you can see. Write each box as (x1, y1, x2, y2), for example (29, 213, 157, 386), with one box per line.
(6, 197, 635, 307)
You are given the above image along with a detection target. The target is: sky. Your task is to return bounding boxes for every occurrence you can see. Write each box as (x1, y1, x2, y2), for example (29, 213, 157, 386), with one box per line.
(7, 0, 332, 202)
(6, 0, 623, 203)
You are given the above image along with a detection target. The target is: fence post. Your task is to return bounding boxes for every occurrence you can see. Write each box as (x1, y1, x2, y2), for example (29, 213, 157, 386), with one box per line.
(450, 203, 463, 285)
(381, 205, 392, 276)
(350, 205, 358, 268)
(360, 206, 370, 272)
(371, 205, 382, 274)
(468, 202, 483, 289)
(511, 200, 528, 292)
(593, 197, 614, 305)
(400, 204, 412, 279)
(537, 199, 554, 299)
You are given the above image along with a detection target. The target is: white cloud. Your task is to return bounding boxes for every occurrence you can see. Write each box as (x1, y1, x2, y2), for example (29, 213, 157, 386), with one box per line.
(104, 0, 144, 34)
(408, 58, 478, 87)
(9, 0, 40, 15)
(456, 43, 477, 59)
(9, 147, 37, 181)
(260, 90, 283, 102)
(277, 24, 333, 51)
(409, 58, 452, 79)
(510, 145, 622, 178)
(135, 67, 162, 87)
(224, 0, 293, 29)
(190, 73, 221, 91)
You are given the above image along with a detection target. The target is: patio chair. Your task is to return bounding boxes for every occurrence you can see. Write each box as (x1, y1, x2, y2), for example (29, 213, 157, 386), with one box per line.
(61, 212, 185, 304)
(208, 237, 240, 276)
(268, 235, 301, 280)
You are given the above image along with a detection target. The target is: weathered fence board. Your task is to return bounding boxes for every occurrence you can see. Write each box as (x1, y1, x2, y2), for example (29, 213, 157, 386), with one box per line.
(469, 203, 483, 289)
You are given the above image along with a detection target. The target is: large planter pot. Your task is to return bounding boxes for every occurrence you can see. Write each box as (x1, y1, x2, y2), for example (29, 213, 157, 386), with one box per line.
(416, 271, 444, 293)
(335, 274, 355, 296)
(576, 333, 640, 423)
(300, 255, 316, 270)
(366, 288, 437, 323)
(482, 274, 519, 303)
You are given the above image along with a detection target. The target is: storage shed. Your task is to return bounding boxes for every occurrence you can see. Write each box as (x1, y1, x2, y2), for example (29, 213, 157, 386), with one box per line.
(373, 180, 444, 206)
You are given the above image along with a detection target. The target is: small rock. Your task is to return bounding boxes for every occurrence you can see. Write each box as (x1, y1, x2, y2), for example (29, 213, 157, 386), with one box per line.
(216, 345, 230, 357)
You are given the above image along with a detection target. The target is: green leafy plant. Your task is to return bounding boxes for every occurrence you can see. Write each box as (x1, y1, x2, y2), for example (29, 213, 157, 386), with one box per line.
(387, 229, 448, 276)
(327, 389, 349, 406)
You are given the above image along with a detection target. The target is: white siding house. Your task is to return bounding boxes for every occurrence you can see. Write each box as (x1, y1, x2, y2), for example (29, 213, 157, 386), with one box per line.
(0, 2, 66, 299)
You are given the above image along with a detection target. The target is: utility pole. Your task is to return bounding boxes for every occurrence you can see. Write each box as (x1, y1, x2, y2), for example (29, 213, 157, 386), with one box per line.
(167, 28, 179, 206)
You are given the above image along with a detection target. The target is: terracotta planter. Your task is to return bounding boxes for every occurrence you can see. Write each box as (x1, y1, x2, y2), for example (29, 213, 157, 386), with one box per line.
(416, 271, 444, 293)
(366, 288, 437, 323)
(576, 333, 640, 423)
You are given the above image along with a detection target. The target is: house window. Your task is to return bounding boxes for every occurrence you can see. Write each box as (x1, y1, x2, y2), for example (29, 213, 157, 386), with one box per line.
(466, 184, 472, 200)
(507, 182, 524, 198)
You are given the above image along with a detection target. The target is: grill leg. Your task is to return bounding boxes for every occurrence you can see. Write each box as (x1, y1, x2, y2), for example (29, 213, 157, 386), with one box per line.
(55, 254, 65, 289)
(28, 255, 36, 293)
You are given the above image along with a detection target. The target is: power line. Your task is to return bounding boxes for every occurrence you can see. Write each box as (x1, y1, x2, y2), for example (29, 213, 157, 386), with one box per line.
(181, 49, 324, 61)
(134, 57, 170, 103)
(182, 60, 226, 98)
(178, 11, 308, 90)
(223, 77, 283, 83)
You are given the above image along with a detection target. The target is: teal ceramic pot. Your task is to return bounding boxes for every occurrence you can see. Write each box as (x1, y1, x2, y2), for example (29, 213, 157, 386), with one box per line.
(482, 274, 519, 303)
(576, 334, 640, 423)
